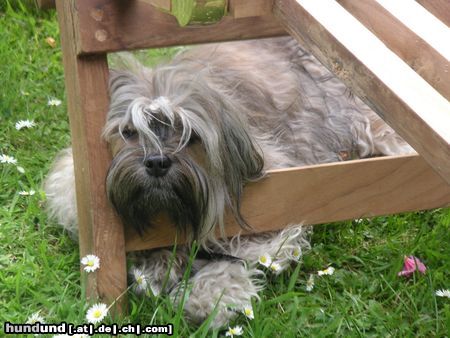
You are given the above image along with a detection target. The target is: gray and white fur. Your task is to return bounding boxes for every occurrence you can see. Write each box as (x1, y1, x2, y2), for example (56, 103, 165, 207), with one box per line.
(44, 37, 414, 328)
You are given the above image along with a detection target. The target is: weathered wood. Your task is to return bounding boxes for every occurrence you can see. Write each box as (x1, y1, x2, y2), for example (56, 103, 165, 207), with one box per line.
(56, 0, 127, 313)
(125, 155, 450, 251)
(274, 0, 450, 185)
(337, 0, 450, 100)
(229, 0, 273, 19)
(140, 0, 171, 11)
(376, 0, 450, 61)
(416, 0, 450, 27)
(71, 0, 285, 55)
(37, 0, 55, 9)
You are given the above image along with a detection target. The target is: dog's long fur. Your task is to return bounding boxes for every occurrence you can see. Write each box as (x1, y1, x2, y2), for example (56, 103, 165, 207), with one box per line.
(45, 37, 414, 327)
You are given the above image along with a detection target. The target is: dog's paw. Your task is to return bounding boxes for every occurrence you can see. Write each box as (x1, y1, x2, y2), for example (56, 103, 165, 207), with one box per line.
(130, 248, 189, 295)
(171, 261, 262, 329)
(223, 224, 312, 271)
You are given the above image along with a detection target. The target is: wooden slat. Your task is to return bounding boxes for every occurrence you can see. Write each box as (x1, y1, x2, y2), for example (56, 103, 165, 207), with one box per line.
(56, 0, 127, 313)
(376, 0, 450, 61)
(337, 0, 450, 100)
(274, 0, 450, 185)
(71, 0, 285, 55)
(416, 0, 450, 27)
(125, 155, 450, 251)
(140, 0, 171, 11)
(229, 0, 273, 19)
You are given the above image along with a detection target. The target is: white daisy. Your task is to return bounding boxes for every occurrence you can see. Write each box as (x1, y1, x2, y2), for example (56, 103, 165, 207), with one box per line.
(15, 119, 35, 130)
(48, 98, 62, 106)
(292, 247, 302, 261)
(258, 253, 272, 268)
(269, 261, 282, 273)
(225, 325, 243, 337)
(17, 166, 25, 173)
(86, 303, 108, 324)
(130, 266, 149, 293)
(318, 266, 335, 276)
(242, 305, 254, 319)
(26, 311, 45, 324)
(0, 154, 17, 165)
(354, 218, 363, 223)
(19, 190, 36, 196)
(435, 289, 450, 298)
(81, 254, 100, 272)
(306, 274, 315, 292)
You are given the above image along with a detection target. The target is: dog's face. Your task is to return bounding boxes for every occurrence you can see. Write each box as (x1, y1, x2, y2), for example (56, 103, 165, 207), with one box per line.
(102, 65, 264, 240)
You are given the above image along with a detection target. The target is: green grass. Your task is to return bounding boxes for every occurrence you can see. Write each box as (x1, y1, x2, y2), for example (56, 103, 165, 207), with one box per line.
(1, 2, 449, 337)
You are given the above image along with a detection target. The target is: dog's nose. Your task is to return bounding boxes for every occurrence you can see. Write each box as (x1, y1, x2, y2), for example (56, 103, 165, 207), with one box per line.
(144, 155, 172, 177)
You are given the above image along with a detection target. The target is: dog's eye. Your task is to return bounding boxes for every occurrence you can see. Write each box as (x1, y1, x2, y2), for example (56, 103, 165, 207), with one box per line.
(121, 127, 137, 140)
(188, 132, 200, 145)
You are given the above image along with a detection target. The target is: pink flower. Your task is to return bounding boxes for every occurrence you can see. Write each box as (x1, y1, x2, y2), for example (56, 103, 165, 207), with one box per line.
(398, 256, 426, 277)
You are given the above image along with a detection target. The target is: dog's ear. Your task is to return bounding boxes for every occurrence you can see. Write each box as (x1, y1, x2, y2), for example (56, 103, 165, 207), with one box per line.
(183, 84, 265, 230)
(218, 105, 264, 229)
(220, 112, 264, 181)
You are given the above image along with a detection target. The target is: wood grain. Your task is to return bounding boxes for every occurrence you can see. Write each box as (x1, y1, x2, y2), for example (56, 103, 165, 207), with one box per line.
(337, 0, 450, 100)
(229, 0, 273, 19)
(416, 0, 450, 26)
(375, 0, 450, 62)
(56, 0, 127, 313)
(71, 0, 285, 55)
(274, 0, 450, 185)
(125, 155, 450, 251)
(140, 0, 171, 11)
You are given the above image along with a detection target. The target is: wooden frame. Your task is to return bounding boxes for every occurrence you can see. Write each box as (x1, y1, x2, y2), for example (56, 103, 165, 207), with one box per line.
(53, 0, 450, 312)
(126, 154, 450, 251)
(55, 0, 127, 312)
(274, 0, 450, 184)
(61, 0, 286, 55)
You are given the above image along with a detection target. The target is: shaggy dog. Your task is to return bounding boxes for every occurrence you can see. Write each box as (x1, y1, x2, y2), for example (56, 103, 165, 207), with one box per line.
(44, 37, 413, 327)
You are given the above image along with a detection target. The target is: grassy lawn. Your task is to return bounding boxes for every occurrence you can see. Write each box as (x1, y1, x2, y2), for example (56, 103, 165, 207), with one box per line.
(1, 2, 449, 337)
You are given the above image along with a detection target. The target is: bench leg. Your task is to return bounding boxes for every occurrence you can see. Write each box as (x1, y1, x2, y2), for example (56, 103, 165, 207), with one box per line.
(56, 0, 127, 314)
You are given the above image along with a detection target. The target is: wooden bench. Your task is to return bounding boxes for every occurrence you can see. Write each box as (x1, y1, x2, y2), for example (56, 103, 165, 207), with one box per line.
(44, 0, 450, 312)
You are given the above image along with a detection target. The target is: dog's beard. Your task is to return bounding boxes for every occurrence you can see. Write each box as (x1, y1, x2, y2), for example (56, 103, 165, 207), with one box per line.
(106, 148, 209, 238)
